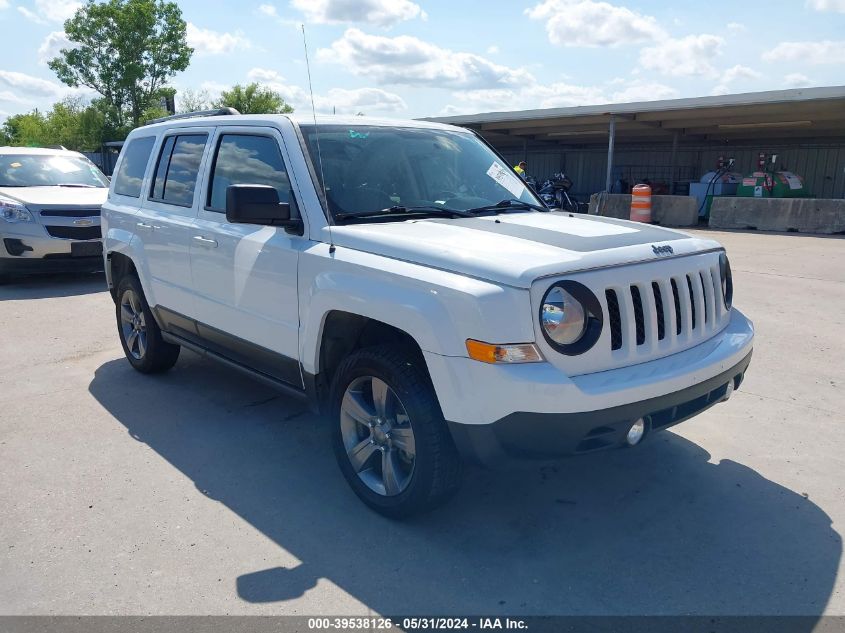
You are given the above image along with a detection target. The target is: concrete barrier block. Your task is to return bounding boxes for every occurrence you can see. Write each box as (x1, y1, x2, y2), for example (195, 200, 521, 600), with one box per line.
(710, 198, 845, 234)
(588, 194, 699, 227)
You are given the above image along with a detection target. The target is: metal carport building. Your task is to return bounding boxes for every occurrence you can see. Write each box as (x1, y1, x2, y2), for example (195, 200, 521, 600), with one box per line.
(426, 86, 845, 202)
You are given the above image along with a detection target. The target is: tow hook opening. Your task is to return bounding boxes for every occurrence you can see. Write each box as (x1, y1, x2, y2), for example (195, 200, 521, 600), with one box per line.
(625, 417, 649, 447)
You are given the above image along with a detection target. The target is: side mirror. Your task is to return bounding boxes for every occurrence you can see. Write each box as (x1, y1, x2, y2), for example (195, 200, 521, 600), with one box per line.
(225, 184, 303, 234)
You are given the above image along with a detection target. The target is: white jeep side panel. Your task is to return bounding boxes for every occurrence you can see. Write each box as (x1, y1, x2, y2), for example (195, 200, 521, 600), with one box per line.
(297, 238, 536, 375)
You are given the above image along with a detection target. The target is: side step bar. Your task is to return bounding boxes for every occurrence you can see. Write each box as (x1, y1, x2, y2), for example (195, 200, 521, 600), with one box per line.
(162, 331, 308, 402)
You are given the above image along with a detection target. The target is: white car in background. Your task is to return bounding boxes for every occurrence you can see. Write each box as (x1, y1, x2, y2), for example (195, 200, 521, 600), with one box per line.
(0, 146, 109, 282)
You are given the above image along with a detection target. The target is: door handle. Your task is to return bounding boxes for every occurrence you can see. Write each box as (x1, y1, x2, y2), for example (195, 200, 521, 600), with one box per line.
(136, 221, 154, 231)
(192, 235, 218, 248)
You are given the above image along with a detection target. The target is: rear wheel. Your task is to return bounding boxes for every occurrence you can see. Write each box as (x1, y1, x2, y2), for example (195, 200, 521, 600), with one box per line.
(115, 274, 180, 373)
(330, 346, 462, 518)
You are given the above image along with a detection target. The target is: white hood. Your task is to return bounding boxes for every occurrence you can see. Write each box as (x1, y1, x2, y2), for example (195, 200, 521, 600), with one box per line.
(329, 212, 720, 288)
(0, 186, 108, 207)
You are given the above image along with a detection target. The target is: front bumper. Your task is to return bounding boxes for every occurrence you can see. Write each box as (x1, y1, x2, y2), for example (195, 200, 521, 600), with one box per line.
(1, 231, 103, 276)
(448, 350, 751, 462)
(423, 308, 754, 461)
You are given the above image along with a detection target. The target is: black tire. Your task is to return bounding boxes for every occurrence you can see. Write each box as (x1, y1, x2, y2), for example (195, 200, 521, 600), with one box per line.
(330, 345, 462, 518)
(115, 274, 180, 373)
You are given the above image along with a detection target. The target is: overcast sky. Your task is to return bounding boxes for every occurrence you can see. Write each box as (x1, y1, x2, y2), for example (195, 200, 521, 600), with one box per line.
(1, 0, 844, 121)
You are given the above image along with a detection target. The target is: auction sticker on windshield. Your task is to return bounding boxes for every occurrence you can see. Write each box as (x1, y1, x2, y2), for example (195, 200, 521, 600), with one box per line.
(486, 161, 525, 199)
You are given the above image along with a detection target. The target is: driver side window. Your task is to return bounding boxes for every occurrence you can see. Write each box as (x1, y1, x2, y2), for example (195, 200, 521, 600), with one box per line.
(207, 134, 291, 212)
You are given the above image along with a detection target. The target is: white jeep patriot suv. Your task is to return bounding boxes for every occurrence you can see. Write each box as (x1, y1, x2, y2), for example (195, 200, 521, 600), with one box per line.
(102, 110, 754, 517)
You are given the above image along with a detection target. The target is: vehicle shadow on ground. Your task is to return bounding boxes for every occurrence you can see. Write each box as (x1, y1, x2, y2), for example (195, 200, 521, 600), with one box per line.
(0, 271, 105, 300)
(89, 354, 841, 617)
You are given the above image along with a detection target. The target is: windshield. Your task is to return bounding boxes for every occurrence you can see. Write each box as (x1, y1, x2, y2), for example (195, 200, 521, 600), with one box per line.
(299, 124, 542, 220)
(0, 154, 109, 188)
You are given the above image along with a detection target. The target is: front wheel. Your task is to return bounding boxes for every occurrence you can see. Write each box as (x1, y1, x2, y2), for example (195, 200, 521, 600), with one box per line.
(115, 274, 180, 373)
(330, 346, 462, 518)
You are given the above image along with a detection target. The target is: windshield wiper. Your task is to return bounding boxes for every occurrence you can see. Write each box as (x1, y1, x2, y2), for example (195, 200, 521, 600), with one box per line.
(55, 183, 99, 188)
(335, 205, 474, 222)
(465, 199, 548, 214)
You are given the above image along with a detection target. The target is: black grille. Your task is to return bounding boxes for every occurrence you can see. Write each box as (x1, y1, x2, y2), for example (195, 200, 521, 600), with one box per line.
(606, 289, 622, 350)
(686, 275, 697, 330)
(652, 282, 665, 340)
(671, 279, 682, 335)
(630, 285, 645, 346)
(45, 225, 102, 240)
(40, 208, 101, 218)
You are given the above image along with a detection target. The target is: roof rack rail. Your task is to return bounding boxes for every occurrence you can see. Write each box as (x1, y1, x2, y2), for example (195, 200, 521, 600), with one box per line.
(147, 107, 241, 125)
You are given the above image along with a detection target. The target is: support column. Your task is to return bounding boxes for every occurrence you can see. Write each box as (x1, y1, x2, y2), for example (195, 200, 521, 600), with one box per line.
(669, 131, 679, 194)
(604, 115, 616, 192)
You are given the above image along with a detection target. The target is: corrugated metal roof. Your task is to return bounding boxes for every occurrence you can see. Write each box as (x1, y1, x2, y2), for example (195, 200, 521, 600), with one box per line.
(424, 86, 845, 146)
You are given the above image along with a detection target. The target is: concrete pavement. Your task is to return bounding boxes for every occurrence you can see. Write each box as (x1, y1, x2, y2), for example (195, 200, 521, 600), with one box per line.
(0, 229, 843, 616)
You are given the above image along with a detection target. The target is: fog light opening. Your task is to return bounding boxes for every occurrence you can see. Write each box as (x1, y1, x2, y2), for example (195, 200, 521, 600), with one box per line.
(722, 379, 736, 402)
(626, 418, 647, 446)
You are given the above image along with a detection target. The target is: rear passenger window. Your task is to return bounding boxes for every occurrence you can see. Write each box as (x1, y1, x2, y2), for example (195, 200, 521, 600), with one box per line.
(149, 134, 208, 206)
(207, 134, 290, 212)
(113, 136, 155, 197)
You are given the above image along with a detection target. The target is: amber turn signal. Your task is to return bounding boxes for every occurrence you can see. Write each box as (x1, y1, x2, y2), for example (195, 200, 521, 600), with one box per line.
(465, 339, 544, 364)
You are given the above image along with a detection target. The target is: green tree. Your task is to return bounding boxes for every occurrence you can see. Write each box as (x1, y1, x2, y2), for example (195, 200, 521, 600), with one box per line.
(1, 111, 51, 147)
(214, 83, 293, 115)
(177, 88, 212, 113)
(45, 97, 106, 150)
(48, 0, 192, 130)
(1, 98, 107, 151)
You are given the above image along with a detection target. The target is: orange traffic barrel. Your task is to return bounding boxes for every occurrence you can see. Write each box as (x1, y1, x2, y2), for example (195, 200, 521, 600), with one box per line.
(630, 184, 652, 223)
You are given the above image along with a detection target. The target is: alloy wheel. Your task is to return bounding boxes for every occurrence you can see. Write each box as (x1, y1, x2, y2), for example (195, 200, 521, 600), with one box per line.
(119, 289, 147, 360)
(340, 376, 416, 496)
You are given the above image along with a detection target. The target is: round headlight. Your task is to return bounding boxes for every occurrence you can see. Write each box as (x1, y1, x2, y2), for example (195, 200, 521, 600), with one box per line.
(541, 286, 587, 346)
(719, 252, 733, 310)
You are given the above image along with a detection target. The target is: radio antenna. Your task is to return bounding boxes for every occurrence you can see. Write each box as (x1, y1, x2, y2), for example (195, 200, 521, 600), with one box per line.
(301, 24, 334, 252)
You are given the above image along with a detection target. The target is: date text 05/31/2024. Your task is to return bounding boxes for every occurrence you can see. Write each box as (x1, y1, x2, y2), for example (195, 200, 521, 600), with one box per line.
(306, 617, 529, 630)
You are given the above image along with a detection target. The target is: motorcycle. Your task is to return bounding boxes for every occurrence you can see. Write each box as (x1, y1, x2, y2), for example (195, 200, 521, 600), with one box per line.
(537, 172, 583, 213)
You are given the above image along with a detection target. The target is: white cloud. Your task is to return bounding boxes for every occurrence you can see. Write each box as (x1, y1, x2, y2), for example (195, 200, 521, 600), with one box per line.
(323, 87, 407, 113)
(255, 3, 301, 28)
(784, 73, 814, 88)
(610, 80, 678, 103)
(317, 28, 534, 89)
(526, 0, 664, 47)
(258, 3, 279, 17)
(0, 0, 9, 9)
(440, 79, 679, 115)
(245, 67, 407, 114)
(0, 90, 28, 105)
(724, 64, 762, 83)
(291, 0, 426, 27)
(762, 40, 845, 65)
(726, 22, 746, 34)
(806, 0, 845, 12)
(639, 34, 724, 77)
(17, 6, 45, 23)
(711, 64, 762, 95)
(38, 31, 73, 64)
(186, 22, 249, 56)
(0, 70, 67, 98)
(18, 0, 80, 23)
(487, 45, 499, 55)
